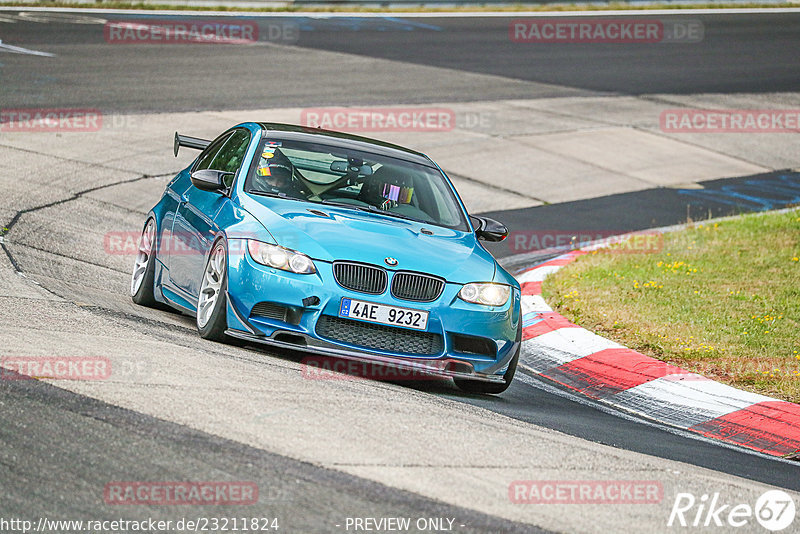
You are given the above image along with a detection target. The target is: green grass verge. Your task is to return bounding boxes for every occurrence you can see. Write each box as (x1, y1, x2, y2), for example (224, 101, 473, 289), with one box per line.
(0, 1, 797, 13)
(542, 208, 800, 403)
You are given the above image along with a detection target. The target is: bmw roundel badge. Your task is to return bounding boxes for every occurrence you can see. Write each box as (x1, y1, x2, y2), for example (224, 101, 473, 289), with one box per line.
(384, 257, 398, 266)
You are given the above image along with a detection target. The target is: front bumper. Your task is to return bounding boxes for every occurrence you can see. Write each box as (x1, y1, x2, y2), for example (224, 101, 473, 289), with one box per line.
(225, 244, 521, 382)
(224, 327, 505, 383)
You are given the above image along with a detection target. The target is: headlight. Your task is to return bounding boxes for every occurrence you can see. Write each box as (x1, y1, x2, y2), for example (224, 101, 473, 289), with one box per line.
(247, 240, 316, 274)
(458, 283, 510, 306)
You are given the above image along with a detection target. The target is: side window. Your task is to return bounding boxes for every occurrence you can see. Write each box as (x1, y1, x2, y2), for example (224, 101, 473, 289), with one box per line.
(207, 129, 251, 175)
(194, 132, 233, 172)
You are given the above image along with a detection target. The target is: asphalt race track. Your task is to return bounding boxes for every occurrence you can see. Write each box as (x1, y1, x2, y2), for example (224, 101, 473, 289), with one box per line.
(2, 8, 800, 533)
(1, 11, 800, 110)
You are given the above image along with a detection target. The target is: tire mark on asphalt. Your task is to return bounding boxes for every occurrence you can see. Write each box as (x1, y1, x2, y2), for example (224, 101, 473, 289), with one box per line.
(1, 170, 174, 276)
(9, 241, 129, 274)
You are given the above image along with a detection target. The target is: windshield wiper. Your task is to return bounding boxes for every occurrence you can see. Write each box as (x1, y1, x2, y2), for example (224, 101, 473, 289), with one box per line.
(320, 199, 370, 211)
(247, 190, 304, 202)
(319, 200, 422, 223)
(362, 205, 421, 223)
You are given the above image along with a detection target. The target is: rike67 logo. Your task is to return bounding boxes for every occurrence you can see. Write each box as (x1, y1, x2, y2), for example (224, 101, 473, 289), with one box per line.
(668, 490, 796, 531)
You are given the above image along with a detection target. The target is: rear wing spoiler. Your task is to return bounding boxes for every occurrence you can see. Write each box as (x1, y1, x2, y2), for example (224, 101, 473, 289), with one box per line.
(174, 132, 210, 157)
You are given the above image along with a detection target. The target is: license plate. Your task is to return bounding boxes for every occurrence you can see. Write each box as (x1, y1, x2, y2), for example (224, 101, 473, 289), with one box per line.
(338, 298, 429, 331)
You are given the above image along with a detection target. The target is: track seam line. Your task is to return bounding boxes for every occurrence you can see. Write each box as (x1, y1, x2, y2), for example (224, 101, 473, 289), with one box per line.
(506, 94, 780, 174)
(502, 132, 659, 189)
(0, 142, 147, 174)
(0, 171, 174, 310)
(447, 171, 547, 204)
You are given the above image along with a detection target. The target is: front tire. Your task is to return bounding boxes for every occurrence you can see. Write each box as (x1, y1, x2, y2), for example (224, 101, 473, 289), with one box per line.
(131, 218, 159, 307)
(454, 326, 521, 395)
(196, 239, 229, 342)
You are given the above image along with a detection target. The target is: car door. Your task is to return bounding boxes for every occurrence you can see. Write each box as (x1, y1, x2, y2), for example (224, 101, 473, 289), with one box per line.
(168, 128, 252, 302)
(160, 131, 232, 301)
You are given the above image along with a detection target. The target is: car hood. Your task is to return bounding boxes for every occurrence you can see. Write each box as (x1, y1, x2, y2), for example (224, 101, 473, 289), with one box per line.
(238, 195, 497, 284)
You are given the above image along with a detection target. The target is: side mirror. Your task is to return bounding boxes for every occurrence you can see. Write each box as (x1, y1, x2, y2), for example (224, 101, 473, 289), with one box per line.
(190, 169, 233, 192)
(473, 216, 509, 242)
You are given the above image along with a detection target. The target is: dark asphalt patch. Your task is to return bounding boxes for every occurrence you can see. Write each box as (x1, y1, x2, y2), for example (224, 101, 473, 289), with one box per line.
(293, 14, 800, 96)
(481, 170, 800, 259)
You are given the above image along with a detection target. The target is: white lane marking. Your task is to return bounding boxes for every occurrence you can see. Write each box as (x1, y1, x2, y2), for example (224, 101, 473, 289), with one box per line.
(1, 7, 800, 17)
(521, 294, 551, 314)
(517, 264, 561, 284)
(612, 376, 776, 428)
(521, 328, 623, 372)
(0, 40, 54, 57)
(16, 11, 106, 24)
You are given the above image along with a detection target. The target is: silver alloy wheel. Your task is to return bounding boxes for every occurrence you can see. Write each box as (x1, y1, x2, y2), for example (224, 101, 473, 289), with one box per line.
(130, 220, 155, 296)
(197, 243, 226, 328)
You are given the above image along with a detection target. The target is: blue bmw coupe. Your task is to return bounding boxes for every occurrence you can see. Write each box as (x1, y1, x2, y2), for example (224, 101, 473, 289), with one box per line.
(131, 123, 521, 393)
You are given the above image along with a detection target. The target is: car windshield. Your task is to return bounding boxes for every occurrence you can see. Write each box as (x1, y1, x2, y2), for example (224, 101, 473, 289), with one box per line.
(244, 138, 469, 231)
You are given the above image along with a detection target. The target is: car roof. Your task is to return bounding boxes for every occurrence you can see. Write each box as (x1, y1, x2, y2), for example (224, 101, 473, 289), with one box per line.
(256, 122, 436, 168)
